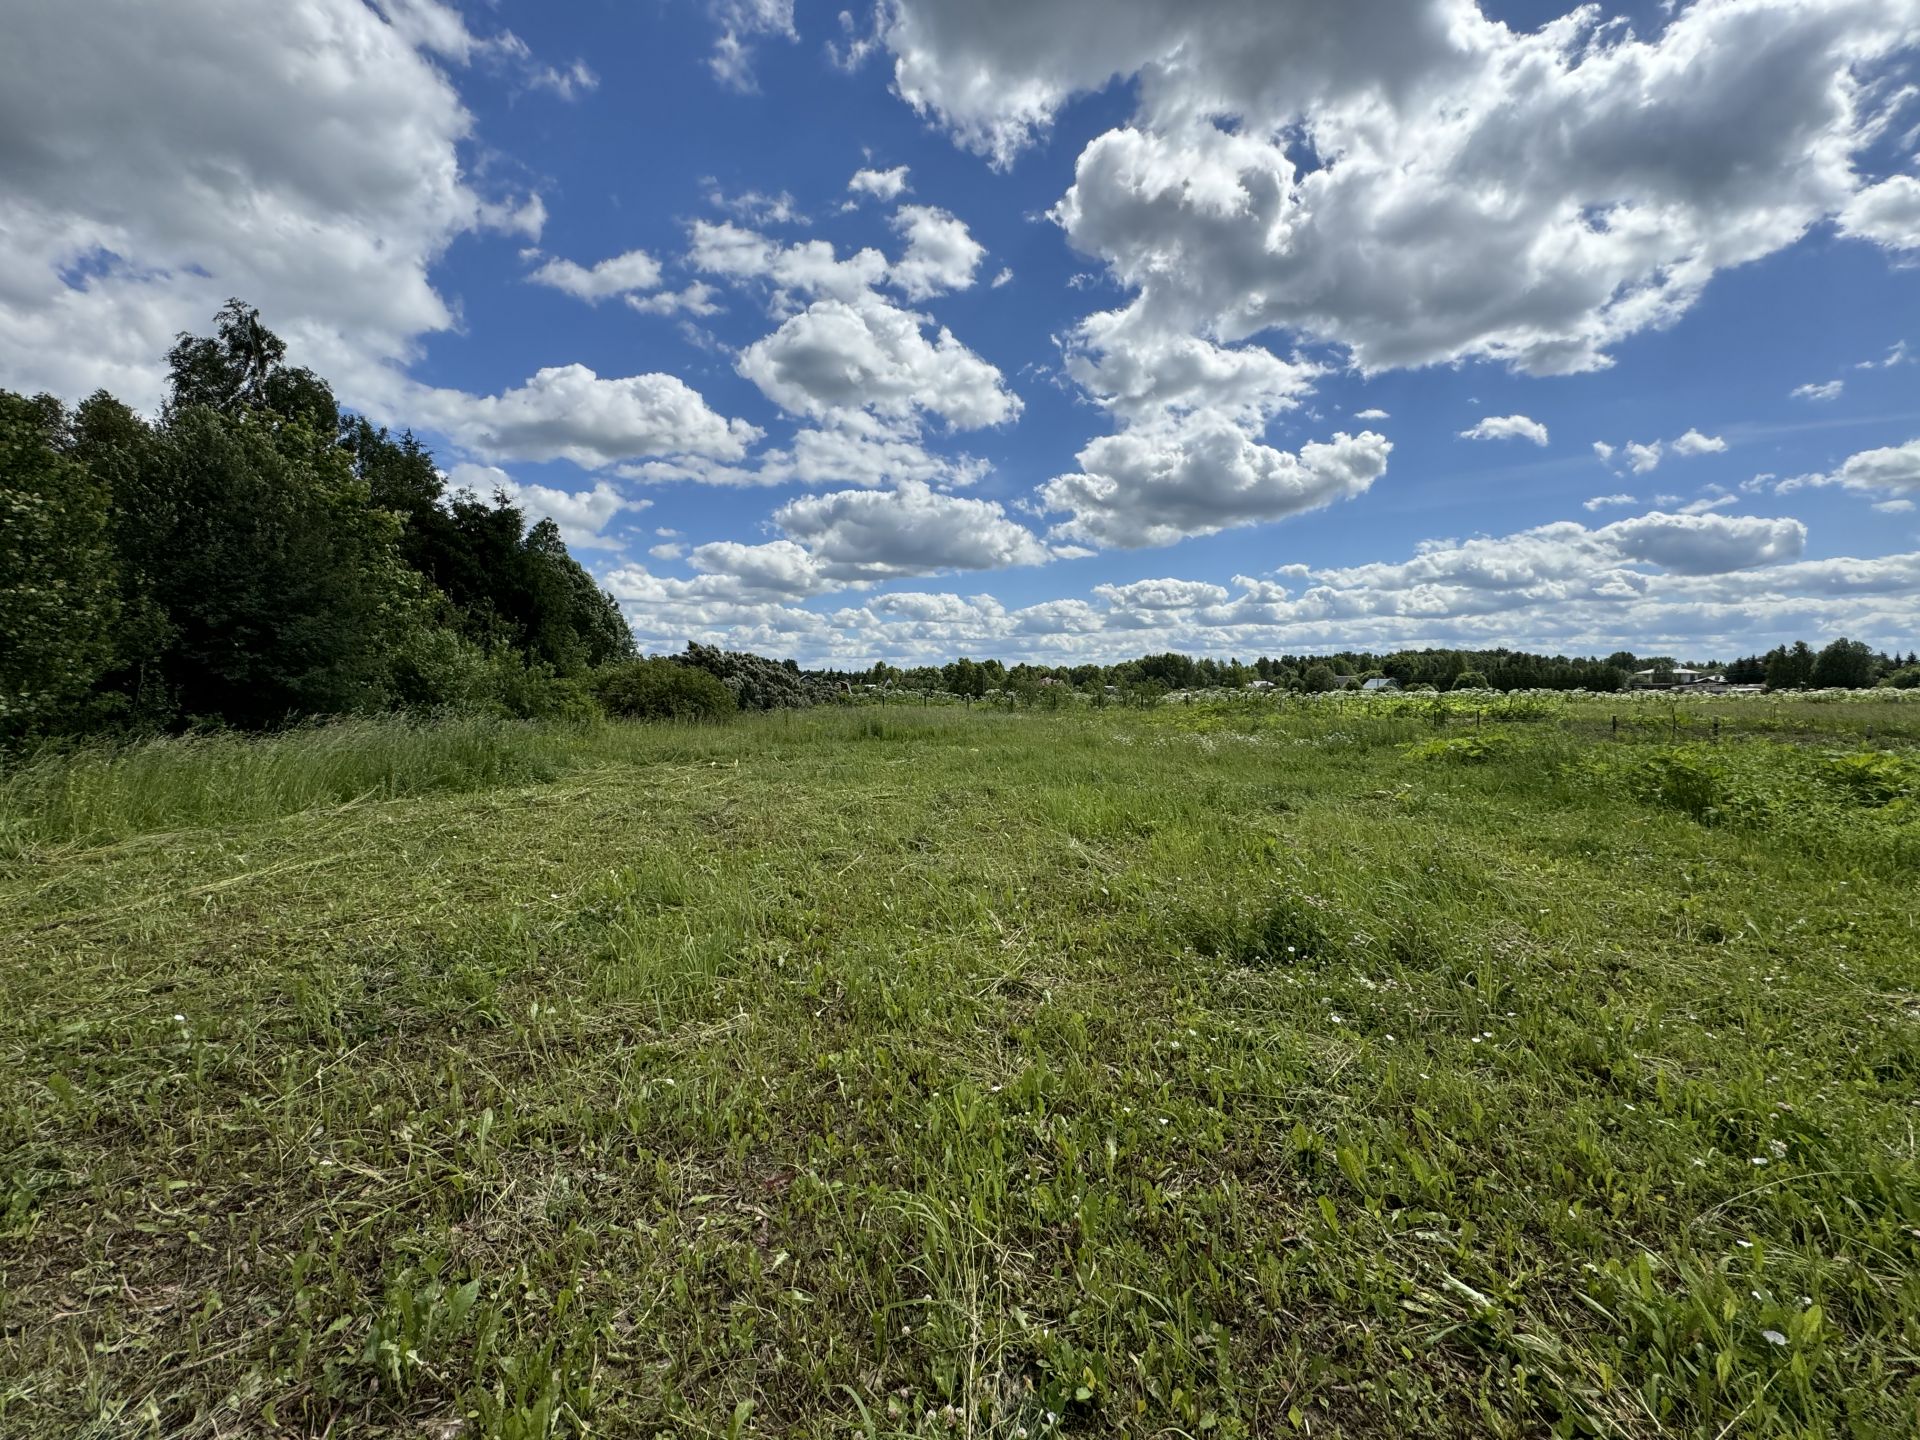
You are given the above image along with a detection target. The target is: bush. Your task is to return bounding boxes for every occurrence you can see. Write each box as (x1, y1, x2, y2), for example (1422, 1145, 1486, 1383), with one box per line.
(1452, 669, 1489, 690)
(1405, 731, 1513, 764)
(675, 642, 823, 710)
(488, 654, 598, 723)
(594, 658, 736, 722)
(389, 633, 597, 722)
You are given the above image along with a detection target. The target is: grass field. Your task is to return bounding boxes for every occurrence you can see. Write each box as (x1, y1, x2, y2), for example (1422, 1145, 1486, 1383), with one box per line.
(3, 698, 1918, 1438)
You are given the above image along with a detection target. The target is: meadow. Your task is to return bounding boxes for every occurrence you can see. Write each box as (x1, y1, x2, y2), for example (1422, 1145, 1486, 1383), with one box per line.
(2, 692, 1918, 1438)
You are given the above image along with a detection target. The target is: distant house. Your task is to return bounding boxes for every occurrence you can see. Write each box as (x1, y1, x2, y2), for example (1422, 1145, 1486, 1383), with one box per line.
(1629, 667, 1727, 691)
(1247, 679, 1277, 692)
(1360, 677, 1401, 693)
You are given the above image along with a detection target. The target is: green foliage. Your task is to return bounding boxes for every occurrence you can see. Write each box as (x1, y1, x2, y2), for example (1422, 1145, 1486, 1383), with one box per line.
(1583, 739, 1920, 849)
(164, 297, 337, 433)
(1, 302, 635, 743)
(0, 394, 118, 739)
(1820, 749, 1919, 809)
(594, 658, 737, 722)
(1404, 730, 1514, 763)
(1810, 637, 1876, 689)
(1617, 747, 1731, 821)
(1764, 640, 1816, 690)
(1302, 661, 1339, 692)
(133, 403, 420, 725)
(680, 643, 821, 710)
(1452, 667, 1489, 690)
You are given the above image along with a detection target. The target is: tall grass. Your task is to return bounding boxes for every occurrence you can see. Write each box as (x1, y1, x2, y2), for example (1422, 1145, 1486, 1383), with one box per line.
(0, 714, 587, 852)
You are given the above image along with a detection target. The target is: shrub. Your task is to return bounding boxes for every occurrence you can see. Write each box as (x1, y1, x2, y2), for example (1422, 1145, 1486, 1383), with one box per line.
(1821, 750, 1919, 808)
(1405, 731, 1513, 764)
(594, 658, 736, 722)
(488, 654, 598, 723)
(1452, 669, 1489, 690)
(675, 642, 823, 711)
(1624, 749, 1725, 822)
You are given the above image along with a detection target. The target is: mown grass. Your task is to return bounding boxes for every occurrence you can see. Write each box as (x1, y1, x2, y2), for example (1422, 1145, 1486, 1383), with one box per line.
(2, 703, 1917, 1438)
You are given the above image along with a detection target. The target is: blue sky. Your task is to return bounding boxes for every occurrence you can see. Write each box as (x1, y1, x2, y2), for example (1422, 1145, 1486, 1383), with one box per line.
(4, 0, 1919, 664)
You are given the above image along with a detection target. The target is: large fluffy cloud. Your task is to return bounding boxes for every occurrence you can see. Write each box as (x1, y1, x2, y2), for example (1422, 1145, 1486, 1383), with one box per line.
(409, 365, 762, 468)
(771, 481, 1051, 580)
(1778, 438, 1920, 496)
(1092, 578, 1230, 610)
(680, 217, 1018, 494)
(879, 0, 1918, 376)
(1062, 307, 1319, 429)
(737, 292, 1020, 427)
(0, 0, 566, 411)
(889, 205, 985, 299)
(1312, 511, 1804, 597)
(527, 249, 664, 302)
(1598, 511, 1802, 575)
(859, 2, 1920, 556)
(1040, 420, 1390, 548)
(675, 481, 1051, 597)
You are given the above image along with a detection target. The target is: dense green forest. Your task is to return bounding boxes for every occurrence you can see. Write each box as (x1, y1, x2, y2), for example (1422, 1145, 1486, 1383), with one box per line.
(1, 302, 641, 743)
(5, 303, 1914, 750)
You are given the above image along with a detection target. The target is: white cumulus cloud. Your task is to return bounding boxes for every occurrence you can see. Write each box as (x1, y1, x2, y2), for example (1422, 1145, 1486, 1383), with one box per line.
(528, 249, 663, 302)
(1040, 419, 1390, 549)
(1838, 173, 1920, 252)
(848, 165, 911, 202)
(1460, 414, 1549, 446)
(1670, 429, 1728, 457)
(889, 205, 985, 299)
(872, 0, 1920, 417)
(0, 0, 556, 411)
(1625, 442, 1665, 474)
(410, 365, 762, 469)
(737, 292, 1019, 428)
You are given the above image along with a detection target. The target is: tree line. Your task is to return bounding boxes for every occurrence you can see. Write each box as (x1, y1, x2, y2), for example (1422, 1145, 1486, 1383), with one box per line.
(828, 641, 1920, 702)
(7, 306, 1914, 747)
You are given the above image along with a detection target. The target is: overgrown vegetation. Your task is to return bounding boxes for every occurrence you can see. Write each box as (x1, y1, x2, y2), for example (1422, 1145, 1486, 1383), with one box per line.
(1, 302, 634, 743)
(3, 699, 1916, 1437)
(594, 659, 738, 723)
